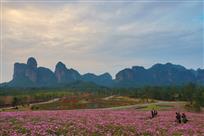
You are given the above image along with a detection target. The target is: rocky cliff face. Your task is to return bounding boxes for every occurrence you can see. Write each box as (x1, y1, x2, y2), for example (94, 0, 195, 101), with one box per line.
(12, 57, 38, 84)
(13, 63, 27, 80)
(54, 62, 67, 83)
(25, 57, 38, 82)
(13, 57, 38, 82)
(115, 63, 198, 86)
(37, 67, 57, 86)
(11, 57, 56, 87)
(9, 57, 112, 87)
(5, 57, 204, 88)
(54, 62, 81, 84)
(82, 72, 113, 86)
(116, 69, 135, 81)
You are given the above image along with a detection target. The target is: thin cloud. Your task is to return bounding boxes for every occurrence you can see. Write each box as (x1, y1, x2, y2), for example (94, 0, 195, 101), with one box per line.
(1, 1, 203, 82)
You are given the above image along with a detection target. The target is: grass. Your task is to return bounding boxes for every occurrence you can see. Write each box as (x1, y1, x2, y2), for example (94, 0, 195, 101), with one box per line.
(34, 95, 144, 110)
(0, 94, 189, 112)
(136, 102, 185, 111)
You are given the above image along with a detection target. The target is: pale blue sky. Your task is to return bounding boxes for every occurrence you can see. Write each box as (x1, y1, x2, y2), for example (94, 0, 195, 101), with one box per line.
(0, 0, 203, 82)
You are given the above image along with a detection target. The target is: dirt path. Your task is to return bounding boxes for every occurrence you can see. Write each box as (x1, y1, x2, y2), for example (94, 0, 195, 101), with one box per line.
(0, 97, 186, 112)
(30, 98, 60, 106)
(71, 101, 186, 111)
(98, 101, 186, 110)
(0, 98, 60, 110)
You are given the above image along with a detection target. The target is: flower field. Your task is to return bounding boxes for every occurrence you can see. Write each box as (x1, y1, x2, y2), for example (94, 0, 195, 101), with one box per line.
(0, 110, 204, 136)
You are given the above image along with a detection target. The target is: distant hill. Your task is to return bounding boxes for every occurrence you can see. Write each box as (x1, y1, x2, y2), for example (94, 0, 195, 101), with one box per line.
(115, 63, 202, 87)
(1, 57, 204, 88)
(2, 57, 113, 88)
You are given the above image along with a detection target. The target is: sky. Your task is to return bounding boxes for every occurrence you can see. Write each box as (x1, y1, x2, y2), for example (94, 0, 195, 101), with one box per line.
(0, 0, 203, 83)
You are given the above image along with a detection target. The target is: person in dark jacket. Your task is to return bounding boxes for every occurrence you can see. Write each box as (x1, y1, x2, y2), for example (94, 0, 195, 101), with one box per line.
(151, 110, 154, 118)
(176, 112, 181, 123)
(181, 113, 188, 123)
(151, 109, 158, 118)
(154, 110, 158, 116)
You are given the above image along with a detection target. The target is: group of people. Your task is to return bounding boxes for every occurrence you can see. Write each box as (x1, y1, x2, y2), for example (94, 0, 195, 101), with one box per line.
(151, 109, 158, 118)
(150, 110, 188, 124)
(176, 112, 188, 123)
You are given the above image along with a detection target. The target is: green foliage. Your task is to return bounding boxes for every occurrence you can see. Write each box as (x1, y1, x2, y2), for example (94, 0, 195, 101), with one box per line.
(31, 105, 39, 110)
(192, 102, 201, 112)
(12, 97, 19, 107)
(0, 97, 4, 106)
(0, 83, 203, 110)
(146, 104, 159, 110)
(183, 83, 195, 104)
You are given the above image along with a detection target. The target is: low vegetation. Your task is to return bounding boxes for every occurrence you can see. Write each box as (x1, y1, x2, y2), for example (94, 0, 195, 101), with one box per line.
(0, 83, 203, 112)
(1, 110, 204, 136)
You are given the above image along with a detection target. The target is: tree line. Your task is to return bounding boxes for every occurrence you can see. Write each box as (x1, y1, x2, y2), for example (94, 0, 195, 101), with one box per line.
(0, 83, 203, 111)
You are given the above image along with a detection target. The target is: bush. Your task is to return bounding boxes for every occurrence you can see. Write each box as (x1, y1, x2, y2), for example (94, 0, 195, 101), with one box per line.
(185, 102, 201, 112)
(192, 102, 201, 112)
(31, 105, 39, 110)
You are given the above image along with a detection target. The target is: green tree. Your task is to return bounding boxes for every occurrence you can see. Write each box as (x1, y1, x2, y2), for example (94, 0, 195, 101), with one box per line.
(12, 97, 19, 107)
(183, 83, 195, 104)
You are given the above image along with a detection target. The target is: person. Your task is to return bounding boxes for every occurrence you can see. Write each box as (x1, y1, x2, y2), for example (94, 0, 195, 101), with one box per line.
(154, 110, 158, 116)
(151, 110, 154, 118)
(181, 113, 188, 123)
(176, 112, 181, 123)
(151, 109, 158, 118)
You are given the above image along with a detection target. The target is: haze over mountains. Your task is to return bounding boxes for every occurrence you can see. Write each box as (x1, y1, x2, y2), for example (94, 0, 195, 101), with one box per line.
(1, 57, 204, 88)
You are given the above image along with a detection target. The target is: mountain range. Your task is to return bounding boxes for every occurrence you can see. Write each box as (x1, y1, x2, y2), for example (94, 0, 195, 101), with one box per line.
(1, 57, 204, 88)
